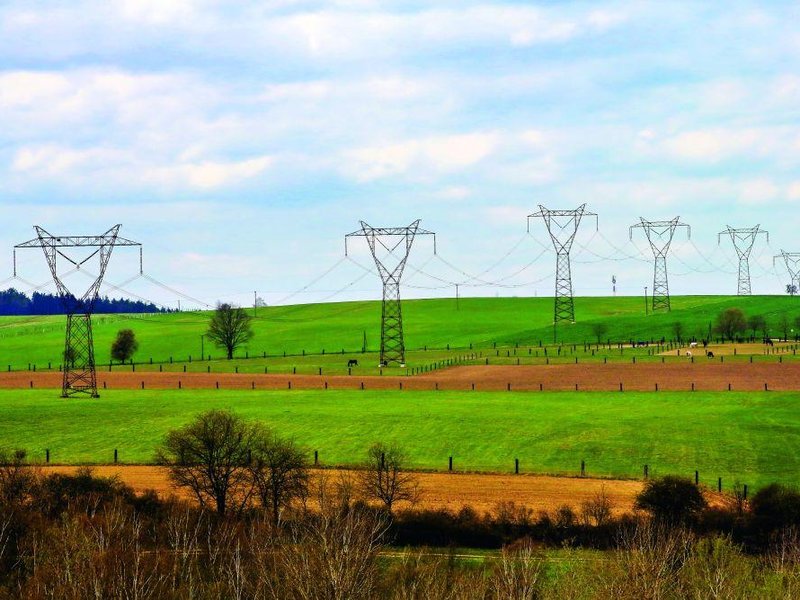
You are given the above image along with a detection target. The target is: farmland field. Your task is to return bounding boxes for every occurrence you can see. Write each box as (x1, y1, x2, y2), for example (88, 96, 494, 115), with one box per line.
(1, 294, 799, 370)
(2, 388, 800, 490)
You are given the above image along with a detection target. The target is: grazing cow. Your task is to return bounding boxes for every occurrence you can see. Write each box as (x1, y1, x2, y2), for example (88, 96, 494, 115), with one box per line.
(689, 342, 698, 349)
(706, 351, 715, 359)
(347, 359, 358, 367)
(685, 351, 692, 357)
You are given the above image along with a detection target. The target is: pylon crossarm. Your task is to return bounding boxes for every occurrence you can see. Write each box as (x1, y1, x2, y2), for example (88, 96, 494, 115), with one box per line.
(717, 226, 768, 295)
(775, 251, 800, 281)
(529, 205, 597, 337)
(14, 224, 142, 398)
(345, 220, 435, 366)
(630, 217, 689, 312)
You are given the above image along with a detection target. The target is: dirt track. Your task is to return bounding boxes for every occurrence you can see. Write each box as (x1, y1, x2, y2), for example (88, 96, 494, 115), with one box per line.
(6, 361, 800, 392)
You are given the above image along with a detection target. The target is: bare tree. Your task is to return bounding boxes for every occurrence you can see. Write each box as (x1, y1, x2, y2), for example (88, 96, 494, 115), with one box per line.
(206, 303, 254, 360)
(580, 485, 613, 527)
(248, 427, 309, 527)
(492, 539, 546, 599)
(156, 410, 256, 517)
(359, 442, 419, 512)
(0, 448, 38, 507)
(273, 480, 388, 600)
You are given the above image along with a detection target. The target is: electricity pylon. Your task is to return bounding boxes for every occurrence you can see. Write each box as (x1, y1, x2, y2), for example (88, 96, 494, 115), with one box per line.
(14, 225, 142, 397)
(528, 204, 597, 340)
(718, 225, 768, 295)
(345, 220, 435, 367)
(774, 250, 800, 296)
(630, 217, 690, 313)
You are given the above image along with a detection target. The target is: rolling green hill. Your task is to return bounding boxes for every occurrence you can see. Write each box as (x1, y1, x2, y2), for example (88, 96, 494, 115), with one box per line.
(0, 295, 797, 369)
(1, 388, 797, 490)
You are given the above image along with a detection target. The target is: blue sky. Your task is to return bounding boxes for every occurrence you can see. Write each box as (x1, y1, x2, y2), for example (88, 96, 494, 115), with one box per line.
(1, 1, 799, 309)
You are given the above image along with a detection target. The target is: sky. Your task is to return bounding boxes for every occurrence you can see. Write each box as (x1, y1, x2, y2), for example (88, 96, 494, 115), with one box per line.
(1, 0, 799, 310)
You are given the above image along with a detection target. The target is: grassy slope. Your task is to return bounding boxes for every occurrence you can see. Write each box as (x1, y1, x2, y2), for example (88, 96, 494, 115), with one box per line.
(1, 295, 799, 369)
(2, 388, 798, 489)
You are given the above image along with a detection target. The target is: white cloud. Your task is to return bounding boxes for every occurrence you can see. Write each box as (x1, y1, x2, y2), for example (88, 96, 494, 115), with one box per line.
(343, 132, 499, 181)
(0, 2, 631, 65)
(145, 156, 274, 189)
(435, 186, 472, 200)
(738, 179, 780, 205)
(10, 143, 273, 190)
(660, 127, 791, 163)
(118, 0, 197, 25)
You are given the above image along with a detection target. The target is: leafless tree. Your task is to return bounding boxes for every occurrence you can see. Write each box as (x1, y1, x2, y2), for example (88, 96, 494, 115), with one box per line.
(581, 486, 613, 527)
(491, 539, 546, 599)
(249, 428, 309, 527)
(156, 410, 256, 517)
(0, 448, 38, 506)
(206, 302, 254, 360)
(273, 480, 389, 600)
(359, 442, 420, 512)
(599, 520, 694, 600)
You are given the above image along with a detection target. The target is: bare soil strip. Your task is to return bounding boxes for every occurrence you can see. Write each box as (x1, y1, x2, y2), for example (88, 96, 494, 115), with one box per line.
(42, 466, 732, 516)
(5, 362, 800, 391)
(44, 465, 644, 515)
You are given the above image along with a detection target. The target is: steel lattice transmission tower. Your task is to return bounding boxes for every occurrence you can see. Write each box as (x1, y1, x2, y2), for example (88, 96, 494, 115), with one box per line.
(14, 225, 142, 397)
(630, 217, 690, 313)
(528, 205, 597, 336)
(718, 225, 768, 296)
(774, 250, 800, 295)
(346, 220, 435, 367)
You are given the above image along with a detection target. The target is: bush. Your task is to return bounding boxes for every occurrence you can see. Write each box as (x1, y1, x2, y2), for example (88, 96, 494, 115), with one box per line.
(110, 329, 138, 364)
(750, 484, 800, 535)
(635, 476, 707, 524)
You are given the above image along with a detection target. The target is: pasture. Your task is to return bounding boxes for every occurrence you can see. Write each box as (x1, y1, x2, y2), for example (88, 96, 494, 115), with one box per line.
(0, 294, 799, 371)
(2, 388, 799, 490)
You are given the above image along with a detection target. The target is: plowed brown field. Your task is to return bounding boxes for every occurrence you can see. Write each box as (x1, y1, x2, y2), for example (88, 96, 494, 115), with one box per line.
(44, 465, 646, 515)
(42, 466, 734, 516)
(5, 361, 800, 391)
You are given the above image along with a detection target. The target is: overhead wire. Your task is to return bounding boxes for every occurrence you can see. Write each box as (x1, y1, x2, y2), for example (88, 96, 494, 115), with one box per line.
(270, 256, 349, 306)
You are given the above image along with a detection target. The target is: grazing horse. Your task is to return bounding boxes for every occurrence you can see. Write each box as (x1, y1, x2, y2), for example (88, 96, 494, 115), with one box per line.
(347, 359, 358, 367)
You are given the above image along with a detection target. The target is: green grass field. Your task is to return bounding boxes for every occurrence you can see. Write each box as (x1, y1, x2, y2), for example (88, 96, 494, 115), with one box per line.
(1, 295, 799, 370)
(2, 388, 799, 490)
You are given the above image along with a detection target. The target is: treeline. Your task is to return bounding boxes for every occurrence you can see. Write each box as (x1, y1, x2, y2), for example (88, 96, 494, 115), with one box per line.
(0, 288, 167, 315)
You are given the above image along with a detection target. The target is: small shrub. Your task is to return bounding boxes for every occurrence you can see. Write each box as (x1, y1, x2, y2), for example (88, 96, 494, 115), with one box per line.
(635, 475, 707, 524)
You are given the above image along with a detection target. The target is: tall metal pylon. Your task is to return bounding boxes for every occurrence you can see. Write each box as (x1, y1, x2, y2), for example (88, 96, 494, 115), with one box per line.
(718, 225, 768, 295)
(774, 250, 800, 295)
(345, 220, 435, 367)
(14, 225, 142, 397)
(630, 217, 690, 313)
(528, 205, 597, 340)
